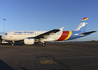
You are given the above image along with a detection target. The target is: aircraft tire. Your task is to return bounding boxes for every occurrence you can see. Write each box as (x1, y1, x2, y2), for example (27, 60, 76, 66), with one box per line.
(12, 44, 14, 46)
(42, 43, 46, 47)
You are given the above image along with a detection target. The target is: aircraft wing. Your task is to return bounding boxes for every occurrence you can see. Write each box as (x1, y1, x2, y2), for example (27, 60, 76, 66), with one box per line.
(34, 27, 64, 39)
(34, 29, 60, 39)
(28, 27, 64, 39)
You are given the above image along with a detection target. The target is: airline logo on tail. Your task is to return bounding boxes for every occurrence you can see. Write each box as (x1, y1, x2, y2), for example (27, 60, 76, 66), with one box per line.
(82, 17, 89, 21)
(76, 22, 87, 31)
(74, 17, 88, 32)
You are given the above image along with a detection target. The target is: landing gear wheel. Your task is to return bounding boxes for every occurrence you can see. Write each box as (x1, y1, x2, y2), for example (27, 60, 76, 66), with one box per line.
(12, 41, 15, 46)
(42, 43, 46, 47)
(12, 44, 14, 46)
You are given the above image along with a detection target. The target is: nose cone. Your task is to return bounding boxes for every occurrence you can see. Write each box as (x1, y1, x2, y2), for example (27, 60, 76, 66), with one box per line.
(1, 36, 4, 39)
(1, 35, 6, 40)
(1, 36, 3, 39)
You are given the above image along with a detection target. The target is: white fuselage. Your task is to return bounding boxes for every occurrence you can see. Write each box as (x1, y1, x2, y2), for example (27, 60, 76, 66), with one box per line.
(2, 31, 62, 41)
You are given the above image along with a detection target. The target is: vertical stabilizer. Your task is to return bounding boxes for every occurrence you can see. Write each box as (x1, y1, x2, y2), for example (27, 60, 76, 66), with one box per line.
(74, 17, 89, 32)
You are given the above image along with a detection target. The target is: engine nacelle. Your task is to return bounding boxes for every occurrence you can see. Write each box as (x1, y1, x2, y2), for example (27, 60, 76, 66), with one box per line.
(24, 38, 35, 45)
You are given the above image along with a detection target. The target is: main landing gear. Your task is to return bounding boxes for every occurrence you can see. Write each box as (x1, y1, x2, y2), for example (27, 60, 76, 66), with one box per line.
(42, 43, 46, 47)
(12, 41, 15, 46)
(40, 40, 46, 47)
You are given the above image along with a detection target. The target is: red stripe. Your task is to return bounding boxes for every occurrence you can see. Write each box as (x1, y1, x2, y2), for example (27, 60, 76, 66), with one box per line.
(57, 31, 69, 41)
(83, 17, 88, 20)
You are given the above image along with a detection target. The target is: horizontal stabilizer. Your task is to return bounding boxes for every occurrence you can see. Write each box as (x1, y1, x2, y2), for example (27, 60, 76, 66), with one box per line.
(80, 31, 96, 35)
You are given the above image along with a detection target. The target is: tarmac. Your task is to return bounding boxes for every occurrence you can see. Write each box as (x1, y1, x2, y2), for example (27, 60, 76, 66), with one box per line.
(0, 42, 98, 70)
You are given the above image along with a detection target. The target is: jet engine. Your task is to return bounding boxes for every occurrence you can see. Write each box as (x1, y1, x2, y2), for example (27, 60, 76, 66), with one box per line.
(24, 38, 35, 45)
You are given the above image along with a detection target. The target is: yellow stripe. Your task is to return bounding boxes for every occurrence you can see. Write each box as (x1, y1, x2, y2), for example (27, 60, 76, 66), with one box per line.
(63, 31, 72, 41)
(82, 18, 89, 21)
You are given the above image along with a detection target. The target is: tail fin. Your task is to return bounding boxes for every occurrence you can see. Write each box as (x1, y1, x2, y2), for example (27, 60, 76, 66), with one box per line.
(74, 17, 89, 32)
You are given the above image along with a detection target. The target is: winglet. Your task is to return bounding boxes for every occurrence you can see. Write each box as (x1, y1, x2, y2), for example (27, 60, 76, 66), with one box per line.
(59, 27, 64, 31)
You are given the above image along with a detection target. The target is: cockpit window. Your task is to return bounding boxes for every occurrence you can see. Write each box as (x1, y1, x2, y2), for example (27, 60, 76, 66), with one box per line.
(5, 33, 7, 35)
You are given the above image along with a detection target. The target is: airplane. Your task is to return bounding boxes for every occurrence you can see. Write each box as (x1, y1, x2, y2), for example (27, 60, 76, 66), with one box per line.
(1, 17, 96, 46)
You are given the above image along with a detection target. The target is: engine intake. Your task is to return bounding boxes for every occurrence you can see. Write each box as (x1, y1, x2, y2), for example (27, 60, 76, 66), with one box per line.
(24, 38, 35, 45)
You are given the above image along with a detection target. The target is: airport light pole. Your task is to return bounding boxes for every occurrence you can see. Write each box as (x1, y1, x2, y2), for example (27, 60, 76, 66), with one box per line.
(3, 19, 6, 35)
